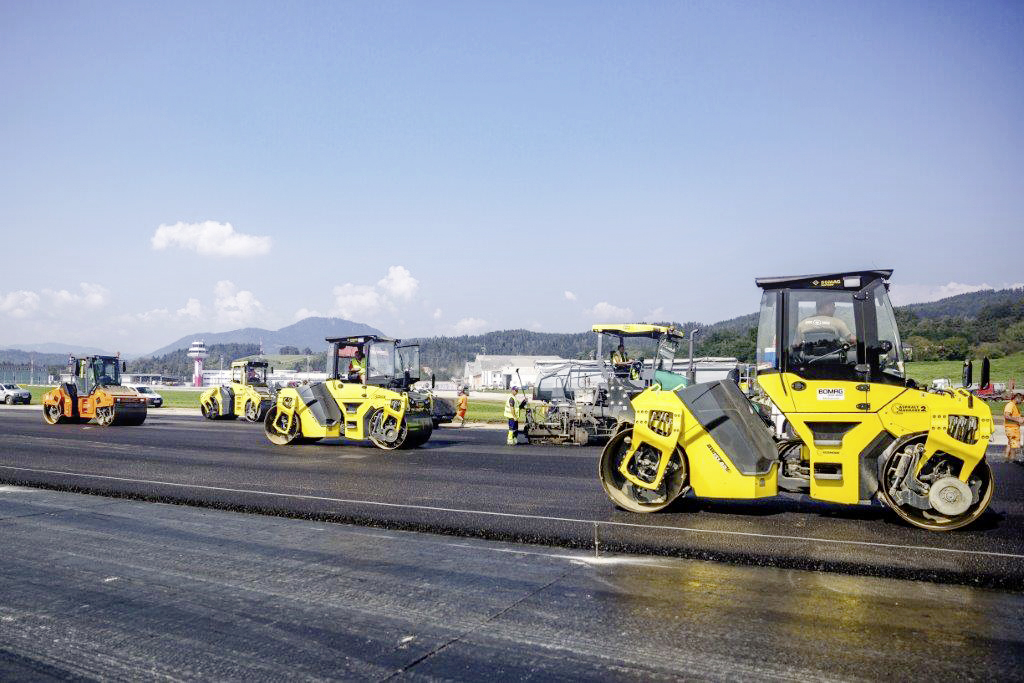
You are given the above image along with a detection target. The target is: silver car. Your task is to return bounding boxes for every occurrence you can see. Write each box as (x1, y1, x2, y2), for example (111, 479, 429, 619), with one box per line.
(0, 384, 32, 405)
(130, 385, 164, 408)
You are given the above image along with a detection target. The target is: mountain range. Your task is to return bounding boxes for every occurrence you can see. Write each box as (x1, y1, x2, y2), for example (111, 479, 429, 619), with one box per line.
(147, 317, 383, 357)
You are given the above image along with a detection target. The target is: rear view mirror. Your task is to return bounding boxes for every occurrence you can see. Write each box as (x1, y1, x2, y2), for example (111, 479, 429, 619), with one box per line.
(980, 357, 990, 389)
(431, 374, 436, 389)
(962, 360, 973, 389)
(122, 361, 127, 372)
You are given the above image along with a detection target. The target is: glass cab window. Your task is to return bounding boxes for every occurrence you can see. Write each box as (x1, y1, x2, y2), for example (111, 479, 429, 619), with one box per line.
(397, 345, 421, 382)
(869, 283, 906, 382)
(246, 365, 268, 386)
(91, 358, 121, 387)
(783, 290, 860, 380)
(367, 342, 395, 383)
(756, 290, 778, 371)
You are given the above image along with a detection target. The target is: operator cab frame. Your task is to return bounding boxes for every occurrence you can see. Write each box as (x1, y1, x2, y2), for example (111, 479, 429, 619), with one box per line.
(592, 324, 686, 386)
(326, 335, 421, 390)
(231, 359, 269, 387)
(69, 355, 126, 395)
(754, 270, 909, 386)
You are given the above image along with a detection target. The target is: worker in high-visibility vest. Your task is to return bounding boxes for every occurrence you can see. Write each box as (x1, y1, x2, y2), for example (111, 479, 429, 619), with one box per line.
(505, 386, 527, 445)
(348, 348, 366, 383)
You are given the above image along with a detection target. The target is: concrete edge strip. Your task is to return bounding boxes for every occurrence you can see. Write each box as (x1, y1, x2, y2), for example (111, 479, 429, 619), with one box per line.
(1, 464, 1022, 561)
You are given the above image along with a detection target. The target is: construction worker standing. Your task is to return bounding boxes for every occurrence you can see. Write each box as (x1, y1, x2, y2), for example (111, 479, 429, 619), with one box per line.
(505, 386, 527, 445)
(456, 388, 468, 427)
(1004, 392, 1024, 464)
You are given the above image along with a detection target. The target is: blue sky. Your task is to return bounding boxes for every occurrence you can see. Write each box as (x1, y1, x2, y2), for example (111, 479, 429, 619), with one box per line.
(2, 1, 1022, 353)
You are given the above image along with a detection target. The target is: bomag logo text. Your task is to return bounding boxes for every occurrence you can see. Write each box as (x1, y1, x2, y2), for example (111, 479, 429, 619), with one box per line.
(812, 279, 842, 288)
(706, 443, 730, 472)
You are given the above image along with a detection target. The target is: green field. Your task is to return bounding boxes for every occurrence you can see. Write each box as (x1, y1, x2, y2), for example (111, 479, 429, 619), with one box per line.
(906, 351, 1024, 387)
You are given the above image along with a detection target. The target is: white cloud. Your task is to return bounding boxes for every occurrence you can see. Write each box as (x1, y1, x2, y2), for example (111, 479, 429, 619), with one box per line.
(43, 282, 109, 309)
(589, 301, 634, 321)
(151, 221, 271, 258)
(177, 298, 203, 318)
(332, 283, 385, 320)
(452, 317, 488, 335)
(134, 297, 204, 323)
(646, 307, 666, 321)
(0, 290, 41, 318)
(377, 265, 419, 301)
(889, 282, 1024, 306)
(214, 280, 265, 326)
(326, 266, 421, 322)
(294, 307, 323, 320)
(432, 308, 443, 320)
(564, 290, 577, 301)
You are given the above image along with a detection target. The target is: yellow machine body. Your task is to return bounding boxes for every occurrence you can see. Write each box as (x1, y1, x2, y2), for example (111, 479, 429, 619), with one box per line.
(199, 360, 273, 422)
(263, 335, 433, 450)
(600, 270, 995, 531)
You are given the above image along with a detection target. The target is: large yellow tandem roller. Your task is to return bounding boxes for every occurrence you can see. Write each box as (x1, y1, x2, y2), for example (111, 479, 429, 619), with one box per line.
(600, 270, 994, 531)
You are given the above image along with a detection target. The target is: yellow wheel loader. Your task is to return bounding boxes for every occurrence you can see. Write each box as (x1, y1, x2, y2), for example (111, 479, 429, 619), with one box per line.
(42, 355, 147, 426)
(600, 270, 994, 531)
(264, 335, 433, 449)
(199, 360, 273, 422)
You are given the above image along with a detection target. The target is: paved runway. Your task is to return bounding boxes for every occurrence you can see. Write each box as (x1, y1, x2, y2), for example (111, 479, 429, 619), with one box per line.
(1, 408, 1023, 588)
(3, 486, 1023, 681)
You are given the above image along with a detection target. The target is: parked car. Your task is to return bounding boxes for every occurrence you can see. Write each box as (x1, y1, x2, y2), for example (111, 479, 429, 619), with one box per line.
(0, 383, 32, 405)
(130, 385, 164, 407)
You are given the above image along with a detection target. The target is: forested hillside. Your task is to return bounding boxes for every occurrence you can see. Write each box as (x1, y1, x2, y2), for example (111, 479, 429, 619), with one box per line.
(128, 343, 262, 379)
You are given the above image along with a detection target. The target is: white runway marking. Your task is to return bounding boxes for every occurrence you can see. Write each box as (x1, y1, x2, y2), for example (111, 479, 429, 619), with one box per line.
(1, 463, 1022, 561)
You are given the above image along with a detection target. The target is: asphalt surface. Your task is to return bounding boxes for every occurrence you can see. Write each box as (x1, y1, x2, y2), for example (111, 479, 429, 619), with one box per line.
(3, 486, 1023, 682)
(1, 408, 1023, 589)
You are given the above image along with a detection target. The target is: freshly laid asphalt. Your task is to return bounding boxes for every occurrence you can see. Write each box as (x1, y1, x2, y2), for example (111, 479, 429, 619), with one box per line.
(3, 486, 1023, 681)
(1, 408, 1023, 589)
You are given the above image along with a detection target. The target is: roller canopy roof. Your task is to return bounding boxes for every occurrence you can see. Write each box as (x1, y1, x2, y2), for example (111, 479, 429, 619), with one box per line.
(754, 270, 893, 291)
(591, 323, 686, 339)
(325, 335, 397, 345)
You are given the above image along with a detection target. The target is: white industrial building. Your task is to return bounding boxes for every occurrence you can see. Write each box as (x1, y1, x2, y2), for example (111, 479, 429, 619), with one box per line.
(462, 354, 565, 390)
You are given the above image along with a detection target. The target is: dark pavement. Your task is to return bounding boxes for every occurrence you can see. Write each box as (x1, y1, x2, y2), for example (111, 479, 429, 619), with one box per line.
(1, 409, 1023, 588)
(2, 486, 1023, 682)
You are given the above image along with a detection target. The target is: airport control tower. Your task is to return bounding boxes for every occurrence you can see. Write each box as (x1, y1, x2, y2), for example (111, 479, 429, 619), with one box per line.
(187, 340, 208, 387)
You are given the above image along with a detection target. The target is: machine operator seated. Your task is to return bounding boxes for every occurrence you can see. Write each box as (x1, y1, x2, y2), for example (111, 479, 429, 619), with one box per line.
(347, 347, 367, 383)
(796, 300, 855, 345)
(611, 343, 641, 381)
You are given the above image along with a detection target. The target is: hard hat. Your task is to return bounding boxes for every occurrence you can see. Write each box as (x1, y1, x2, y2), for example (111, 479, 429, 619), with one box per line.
(511, 385, 519, 390)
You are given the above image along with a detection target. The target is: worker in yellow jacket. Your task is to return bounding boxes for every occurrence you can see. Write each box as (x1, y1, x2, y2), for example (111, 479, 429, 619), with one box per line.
(505, 386, 528, 445)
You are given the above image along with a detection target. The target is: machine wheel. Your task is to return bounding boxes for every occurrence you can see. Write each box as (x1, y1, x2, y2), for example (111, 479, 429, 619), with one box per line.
(264, 406, 303, 445)
(879, 446, 994, 531)
(95, 406, 115, 427)
(368, 409, 408, 450)
(599, 429, 687, 513)
(244, 400, 262, 423)
(4, 396, 12, 405)
(43, 403, 66, 425)
(200, 401, 215, 419)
